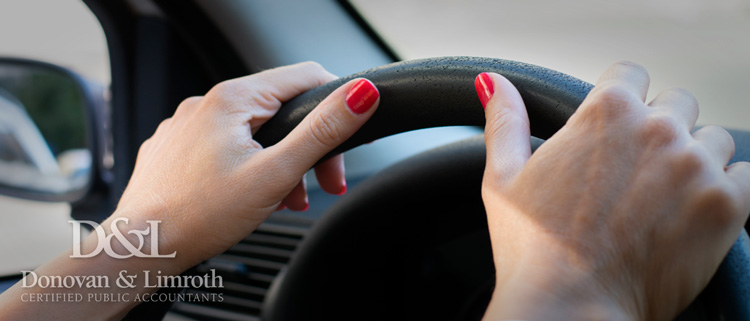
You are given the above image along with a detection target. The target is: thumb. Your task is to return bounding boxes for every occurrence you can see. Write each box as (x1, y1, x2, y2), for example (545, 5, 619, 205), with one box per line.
(477, 72, 531, 187)
(261, 78, 379, 180)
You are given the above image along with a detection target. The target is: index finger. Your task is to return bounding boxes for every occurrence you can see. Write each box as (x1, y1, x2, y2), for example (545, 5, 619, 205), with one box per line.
(246, 61, 338, 103)
(204, 61, 338, 134)
(595, 61, 651, 102)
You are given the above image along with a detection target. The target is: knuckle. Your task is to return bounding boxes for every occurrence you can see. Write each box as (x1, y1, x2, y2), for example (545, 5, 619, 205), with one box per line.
(613, 60, 649, 76)
(308, 111, 344, 148)
(298, 61, 335, 84)
(205, 80, 242, 107)
(696, 184, 740, 224)
(664, 87, 699, 107)
(591, 83, 634, 107)
(179, 96, 203, 108)
(208, 80, 231, 96)
(733, 161, 750, 172)
(702, 125, 734, 146)
(156, 117, 172, 132)
(175, 96, 203, 114)
(670, 144, 704, 174)
(582, 83, 635, 121)
(300, 60, 324, 71)
(640, 114, 679, 146)
(137, 138, 153, 156)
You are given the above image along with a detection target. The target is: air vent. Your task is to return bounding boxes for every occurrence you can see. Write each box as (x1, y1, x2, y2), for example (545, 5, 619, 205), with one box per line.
(167, 221, 311, 321)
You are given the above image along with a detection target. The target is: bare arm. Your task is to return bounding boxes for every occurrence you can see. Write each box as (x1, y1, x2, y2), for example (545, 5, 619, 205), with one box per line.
(0, 61, 381, 320)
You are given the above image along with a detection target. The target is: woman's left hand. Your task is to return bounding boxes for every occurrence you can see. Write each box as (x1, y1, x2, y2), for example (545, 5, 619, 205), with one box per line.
(114, 61, 380, 273)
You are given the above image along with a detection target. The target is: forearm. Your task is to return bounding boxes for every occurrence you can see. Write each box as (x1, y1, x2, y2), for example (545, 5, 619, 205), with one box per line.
(480, 202, 638, 321)
(0, 213, 188, 321)
(483, 271, 636, 321)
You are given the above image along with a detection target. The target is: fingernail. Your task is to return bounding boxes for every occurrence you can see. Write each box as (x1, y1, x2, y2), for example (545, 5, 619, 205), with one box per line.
(475, 72, 494, 109)
(336, 181, 347, 195)
(345, 79, 379, 114)
(277, 204, 287, 211)
(301, 202, 310, 212)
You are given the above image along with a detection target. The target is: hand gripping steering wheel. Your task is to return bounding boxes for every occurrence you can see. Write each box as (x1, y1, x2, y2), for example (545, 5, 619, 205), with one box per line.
(254, 57, 750, 321)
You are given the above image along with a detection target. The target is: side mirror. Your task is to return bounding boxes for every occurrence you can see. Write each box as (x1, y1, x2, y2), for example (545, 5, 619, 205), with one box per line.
(0, 58, 107, 202)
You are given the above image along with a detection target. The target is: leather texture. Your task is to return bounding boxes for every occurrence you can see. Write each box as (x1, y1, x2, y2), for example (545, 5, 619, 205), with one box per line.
(254, 57, 591, 159)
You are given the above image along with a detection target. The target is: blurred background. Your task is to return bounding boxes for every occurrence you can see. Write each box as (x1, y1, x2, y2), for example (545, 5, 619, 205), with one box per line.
(0, 0, 109, 83)
(2, 0, 748, 129)
(351, 0, 750, 130)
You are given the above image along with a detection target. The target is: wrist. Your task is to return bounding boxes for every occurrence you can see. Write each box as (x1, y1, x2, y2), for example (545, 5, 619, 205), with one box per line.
(96, 207, 189, 276)
(484, 257, 639, 321)
(484, 282, 635, 321)
(113, 191, 254, 274)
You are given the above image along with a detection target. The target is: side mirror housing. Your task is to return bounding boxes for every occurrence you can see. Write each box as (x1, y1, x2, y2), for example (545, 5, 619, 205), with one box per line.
(0, 57, 108, 203)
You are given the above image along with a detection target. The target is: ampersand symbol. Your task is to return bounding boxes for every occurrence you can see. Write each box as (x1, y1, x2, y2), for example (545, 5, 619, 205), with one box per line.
(104, 218, 150, 259)
(116, 270, 137, 289)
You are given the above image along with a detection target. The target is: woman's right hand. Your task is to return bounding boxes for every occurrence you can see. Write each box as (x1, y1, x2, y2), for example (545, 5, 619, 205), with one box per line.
(477, 62, 750, 320)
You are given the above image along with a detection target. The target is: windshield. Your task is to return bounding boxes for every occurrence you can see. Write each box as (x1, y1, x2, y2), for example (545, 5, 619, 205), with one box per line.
(350, 0, 750, 130)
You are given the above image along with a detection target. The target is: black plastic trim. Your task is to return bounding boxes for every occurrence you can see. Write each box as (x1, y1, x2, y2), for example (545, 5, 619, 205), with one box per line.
(0, 57, 101, 203)
(337, 0, 400, 62)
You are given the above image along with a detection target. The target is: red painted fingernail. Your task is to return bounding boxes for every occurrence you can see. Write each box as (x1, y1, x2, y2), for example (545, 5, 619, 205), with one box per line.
(301, 202, 310, 212)
(276, 204, 287, 211)
(345, 79, 379, 114)
(336, 181, 347, 195)
(475, 72, 494, 109)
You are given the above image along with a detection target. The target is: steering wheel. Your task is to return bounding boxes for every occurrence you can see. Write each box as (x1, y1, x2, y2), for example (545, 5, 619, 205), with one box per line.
(253, 57, 750, 321)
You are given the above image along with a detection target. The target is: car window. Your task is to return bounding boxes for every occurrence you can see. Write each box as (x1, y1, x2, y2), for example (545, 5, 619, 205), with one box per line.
(0, 0, 110, 193)
(350, 0, 750, 130)
(0, 0, 109, 289)
(0, 0, 110, 84)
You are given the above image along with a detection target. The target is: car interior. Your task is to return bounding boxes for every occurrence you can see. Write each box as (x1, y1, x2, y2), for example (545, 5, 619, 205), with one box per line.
(1, 0, 750, 320)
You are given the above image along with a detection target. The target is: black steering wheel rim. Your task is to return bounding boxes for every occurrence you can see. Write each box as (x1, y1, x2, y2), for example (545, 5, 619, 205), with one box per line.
(255, 57, 750, 321)
(254, 57, 591, 159)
